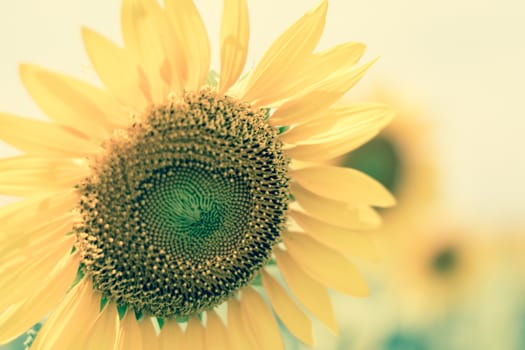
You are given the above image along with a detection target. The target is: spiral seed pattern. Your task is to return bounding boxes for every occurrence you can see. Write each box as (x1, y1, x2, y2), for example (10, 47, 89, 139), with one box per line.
(75, 88, 289, 317)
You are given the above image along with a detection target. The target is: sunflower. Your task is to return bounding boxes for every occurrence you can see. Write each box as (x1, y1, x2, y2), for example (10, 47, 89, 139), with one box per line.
(383, 223, 491, 323)
(302, 89, 441, 349)
(0, 0, 395, 349)
(335, 89, 437, 227)
(328, 90, 485, 324)
(323, 223, 493, 350)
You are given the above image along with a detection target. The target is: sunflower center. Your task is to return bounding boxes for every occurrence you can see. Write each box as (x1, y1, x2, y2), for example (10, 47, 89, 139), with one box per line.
(431, 246, 458, 277)
(340, 136, 402, 194)
(75, 88, 289, 318)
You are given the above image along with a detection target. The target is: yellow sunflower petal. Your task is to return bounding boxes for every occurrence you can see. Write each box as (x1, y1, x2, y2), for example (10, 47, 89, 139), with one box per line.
(286, 130, 380, 161)
(19, 64, 126, 136)
(159, 320, 184, 350)
(0, 236, 75, 311)
(289, 211, 378, 261)
(31, 278, 99, 350)
(281, 103, 393, 144)
(165, 0, 210, 91)
(219, 0, 249, 94)
(255, 42, 365, 107)
(0, 190, 77, 235)
(0, 213, 73, 267)
(285, 107, 395, 161)
(226, 299, 256, 350)
(241, 0, 327, 104)
(81, 27, 149, 111)
(0, 252, 78, 344)
(82, 303, 119, 350)
(0, 156, 87, 196)
(141, 318, 160, 348)
(0, 113, 98, 157)
(299, 42, 365, 84)
(261, 270, 314, 346)
(290, 182, 380, 229)
(121, 0, 173, 103)
(269, 59, 377, 126)
(121, 0, 185, 95)
(185, 317, 204, 350)
(283, 233, 369, 296)
(240, 287, 284, 350)
(290, 165, 396, 207)
(0, 220, 71, 276)
(116, 311, 142, 350)
(270, 94, 330, 128)
(274, 248, 338, 333)
(204, 310, 229, 350)
(279, 110, 333, 144)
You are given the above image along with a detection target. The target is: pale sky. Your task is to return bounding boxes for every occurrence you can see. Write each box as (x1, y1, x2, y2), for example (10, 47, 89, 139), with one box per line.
(0, 0, 524, 225)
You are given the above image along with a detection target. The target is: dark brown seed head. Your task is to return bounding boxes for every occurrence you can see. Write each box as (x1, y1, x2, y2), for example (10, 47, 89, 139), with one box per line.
(75, 88, 289, 318)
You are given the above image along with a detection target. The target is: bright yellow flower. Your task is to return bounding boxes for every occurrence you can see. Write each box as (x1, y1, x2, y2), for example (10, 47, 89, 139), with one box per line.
(0, 0, 395, 348)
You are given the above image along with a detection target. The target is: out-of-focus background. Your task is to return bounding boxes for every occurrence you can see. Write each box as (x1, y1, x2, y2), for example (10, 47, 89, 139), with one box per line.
(1, 0, 524, 349)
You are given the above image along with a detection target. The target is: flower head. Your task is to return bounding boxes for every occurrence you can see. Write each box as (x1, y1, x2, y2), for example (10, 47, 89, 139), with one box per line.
(0, 0, 394, 348)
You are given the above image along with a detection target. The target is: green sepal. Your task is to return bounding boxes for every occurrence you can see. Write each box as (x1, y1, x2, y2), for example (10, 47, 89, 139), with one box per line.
(22, 323, 42, 350)
(278, 125, 290, 134)
(263, 108, 271, 120)
(206, 70, 219, 87)
(175, 315, 189, 323)
(100, 296, 109, 312)
(251, 273, 262, 286)
(117, 304, 128, 320)
(69, 263, 85, 290)
(266, 258, 277, 266)
(134, 309, 143, 321)
(157, 317, 165, 330)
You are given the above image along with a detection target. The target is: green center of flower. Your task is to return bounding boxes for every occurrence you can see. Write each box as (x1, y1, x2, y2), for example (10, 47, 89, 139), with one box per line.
(431, 246, 458, 277)
(340, 136, 402, 194)
(75, 88, 289, 318)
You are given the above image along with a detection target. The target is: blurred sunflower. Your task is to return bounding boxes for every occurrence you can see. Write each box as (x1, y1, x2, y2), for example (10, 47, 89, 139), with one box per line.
(385, 223, 490, 323)
(332, 90, 486, 322)
(322, 223, 493, 350)
(334, 89, 436, 232)
(0, 0, 395, 349)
